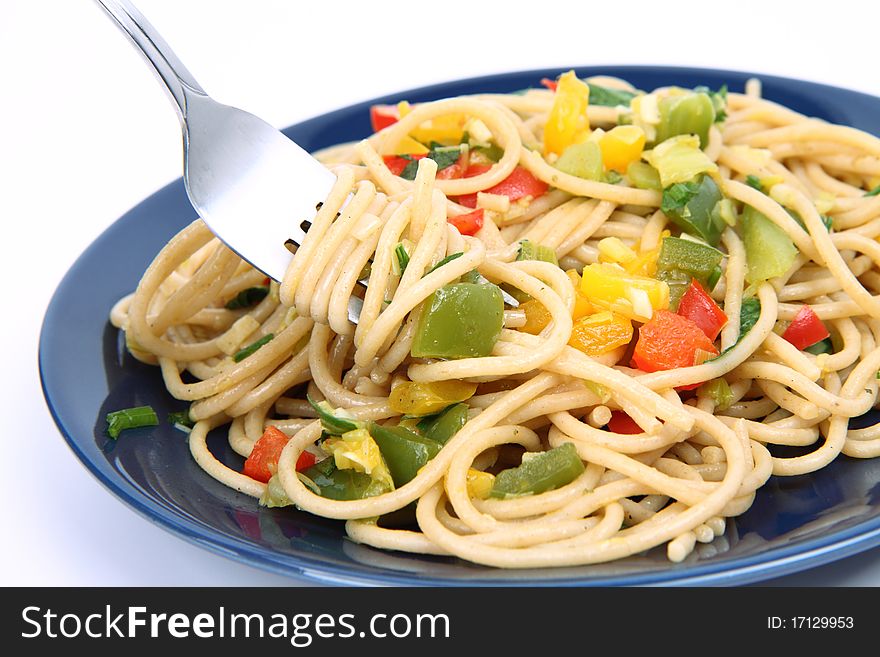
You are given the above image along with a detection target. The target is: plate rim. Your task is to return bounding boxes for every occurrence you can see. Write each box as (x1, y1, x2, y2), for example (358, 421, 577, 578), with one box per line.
(40, 64, 880, 586)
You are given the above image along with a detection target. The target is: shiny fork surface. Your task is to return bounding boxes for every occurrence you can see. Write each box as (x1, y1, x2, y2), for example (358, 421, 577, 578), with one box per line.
(95, 1, 359, 315)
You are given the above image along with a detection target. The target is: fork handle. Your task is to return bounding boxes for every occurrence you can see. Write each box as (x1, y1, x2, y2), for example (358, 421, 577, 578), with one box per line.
(94, 0, 206, 120)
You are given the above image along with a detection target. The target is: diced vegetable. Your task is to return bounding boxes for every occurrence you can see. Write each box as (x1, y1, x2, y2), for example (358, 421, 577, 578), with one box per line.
(543, 71, 592, 156)
(632, 310, 719, 373)
(568, 311, 633, 356)
(389, 380, 477, 416)
(368, 423, 442, 487)
(607, 411, 643, 434)
(519, 298, 553, 335)
(660, 175, 726, 246)
(805, 337, 833, 355)
(599, 125, 646, 172)
(370, 104, 399, 132)
(782, 305, 830, 350)
(394, 243, 410, 274)
(554, 141, 603, 181)
(411, 283, 504, 359)
(655, 236, 724, 307)
(425, 252, 464, 275)
(699, 378, 733, 411)
(322, 427, 394, 490)
(490, 442, 585, 498)
(694, 85, 728, 123)
(580, 262, 669, 322)
(105, 405, 159, 439)
(656, 92, 716, 148)
(225, 285, 269, 310)
(416, 403, 470, 444)
(566, 270, 593, 319)
(233, 333, 274, 362)
(447, 209, 484, 236)
(644, 135, 718, 187)
(259, 473, 293, 508)
(741, 205, 798, 284)
(167, 409, 194, 429)
(243, 426, 312, 484)
(391, 135, 430, 155)
(455, 165, 549, 209)
(676, 280, 728, 341)
(517, 239, 559, 266)
(626, 161, 662, 190)
(467, 469, 496, 499)
(866, 185, 880, 197)
(307, 396, 362, 435)
(302, 457, 382, 501)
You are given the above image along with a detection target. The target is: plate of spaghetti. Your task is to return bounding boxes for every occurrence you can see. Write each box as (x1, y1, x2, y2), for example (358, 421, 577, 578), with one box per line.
(40, 66, 880, 585)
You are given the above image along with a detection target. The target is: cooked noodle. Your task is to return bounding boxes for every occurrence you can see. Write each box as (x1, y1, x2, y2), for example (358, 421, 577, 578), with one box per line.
(109, 74, 880, 567)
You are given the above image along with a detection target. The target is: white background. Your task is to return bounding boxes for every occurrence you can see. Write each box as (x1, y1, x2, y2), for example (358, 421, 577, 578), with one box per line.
(3, 0, 880, 586)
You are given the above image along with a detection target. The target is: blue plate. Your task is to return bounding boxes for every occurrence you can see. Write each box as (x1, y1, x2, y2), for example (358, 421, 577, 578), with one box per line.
(40, 66, 880, 586)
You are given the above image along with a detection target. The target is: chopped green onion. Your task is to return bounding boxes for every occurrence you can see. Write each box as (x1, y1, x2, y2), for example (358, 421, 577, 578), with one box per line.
(517, 239, 559, 266)
(167, 410, 194, 429)
(106, 405, 159, 439)
(233, 333, 274, 362)
(865, 186, 880, 197)
(394, 243, 410, 275)
(425, 252, 464, 275)
(699, 378, 734, 411)
(745, 174, 763, 191)
(225, 285, 269, 310)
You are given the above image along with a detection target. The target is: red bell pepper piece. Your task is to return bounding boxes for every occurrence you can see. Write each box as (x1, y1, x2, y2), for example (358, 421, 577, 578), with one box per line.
(435, 151, 469, 180)
(676, 279, 728, 341)
(782, 305, 830, 350)
(632, 310, 719, 374)
(541, 77, 558, 92)
(383, 154, 424, 176)
(607, 411, 643, 434)
(242, 426, 314, 483)
(454, 165, 549, 208)
(370, 104, 399, 132)
(448, 208, 484, 236)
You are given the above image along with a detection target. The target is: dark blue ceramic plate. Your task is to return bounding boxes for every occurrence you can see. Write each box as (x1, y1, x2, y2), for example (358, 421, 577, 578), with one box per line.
(40, 66, 880, 586)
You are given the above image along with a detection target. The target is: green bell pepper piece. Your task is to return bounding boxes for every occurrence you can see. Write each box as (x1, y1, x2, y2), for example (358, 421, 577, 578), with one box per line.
(411, 282, 504, 359)
(656, 236, 724, 307)
(416, 403, 469, 444)
(490, 442, 585, 499)
(741, 205, 798, 284)
(307, 395, 361, 435)
(661, 175, 726, 246)
(302, 458, 378, 501)
(656, 92, 716, 148)
(368, 423, 442, 487)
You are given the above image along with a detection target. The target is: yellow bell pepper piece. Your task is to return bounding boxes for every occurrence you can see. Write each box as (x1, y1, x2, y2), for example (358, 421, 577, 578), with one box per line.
(323, 428, 394, 490)
(389, 380, 478, 416)
(543, 71, 591, 156)
(568, 311, 633, 356)
(599, 125, 646, 173)
(519, 299, 553, 335)
(566, 269, 593, 319)
(391, 135, 429, 155)
(466, 469, 496, 500)
(580, 263, 669, 322)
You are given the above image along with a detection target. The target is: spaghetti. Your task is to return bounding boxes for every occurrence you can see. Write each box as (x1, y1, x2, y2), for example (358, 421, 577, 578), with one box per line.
(110, 73, 880, 568)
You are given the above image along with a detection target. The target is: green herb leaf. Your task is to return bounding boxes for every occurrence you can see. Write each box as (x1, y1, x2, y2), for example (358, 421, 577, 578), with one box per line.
(739, 296, 762, 337)
(661, 180, 702, 216)
(400, 147, 462, 181)
(233, 333, 274, 362)
(106, 405, 159, 439)
(225, 285, 269, 310)
(425, 252, 464, 275)
(587, 83, 638, 107)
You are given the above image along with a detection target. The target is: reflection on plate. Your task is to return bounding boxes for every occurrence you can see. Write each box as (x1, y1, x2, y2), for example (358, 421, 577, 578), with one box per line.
(40, 66, 880, 586)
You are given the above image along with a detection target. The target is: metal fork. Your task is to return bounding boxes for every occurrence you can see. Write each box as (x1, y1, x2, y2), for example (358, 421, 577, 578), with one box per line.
(94, 1, 369, 317)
